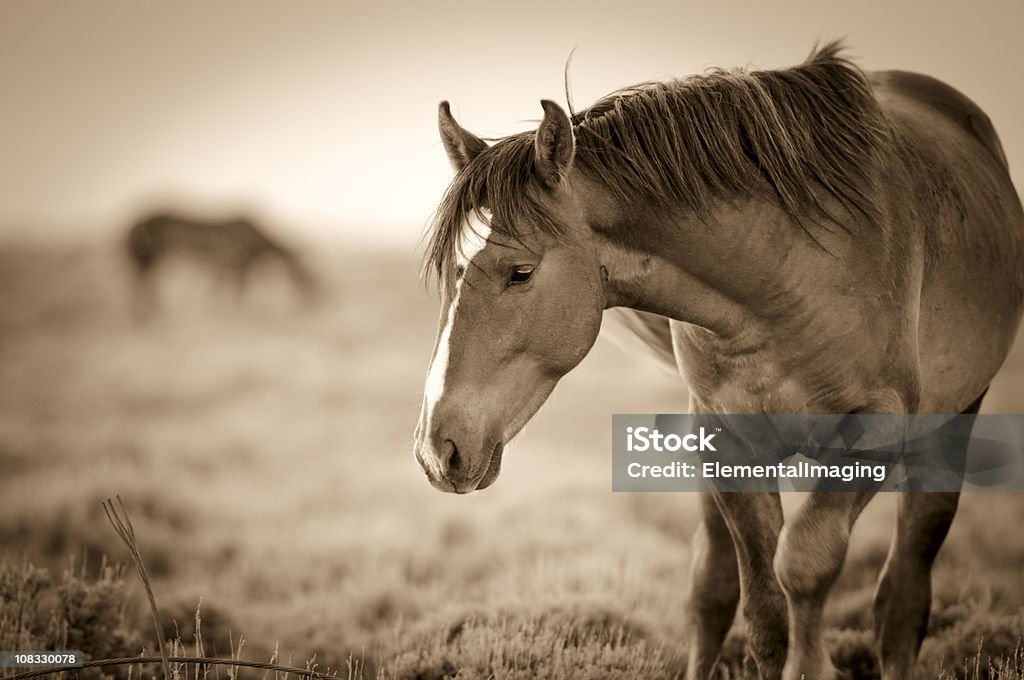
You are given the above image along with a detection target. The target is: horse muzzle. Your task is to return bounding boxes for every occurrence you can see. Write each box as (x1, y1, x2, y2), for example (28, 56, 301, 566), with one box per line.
(414, 434, 504, 494)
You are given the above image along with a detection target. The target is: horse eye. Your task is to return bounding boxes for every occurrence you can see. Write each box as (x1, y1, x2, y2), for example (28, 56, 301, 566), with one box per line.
(509, 265, 535, 285)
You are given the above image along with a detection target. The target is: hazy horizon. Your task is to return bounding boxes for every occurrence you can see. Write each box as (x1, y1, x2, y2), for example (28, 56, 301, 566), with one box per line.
(3, 0, 1022, 244)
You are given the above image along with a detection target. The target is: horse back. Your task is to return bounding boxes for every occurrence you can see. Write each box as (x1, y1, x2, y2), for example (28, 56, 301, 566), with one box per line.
(871, 70, 1009, 169)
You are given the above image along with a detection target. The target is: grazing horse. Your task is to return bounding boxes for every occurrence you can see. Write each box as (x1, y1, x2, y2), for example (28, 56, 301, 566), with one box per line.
(125, 213, 317, 316)
(414, 43, 1024, 679)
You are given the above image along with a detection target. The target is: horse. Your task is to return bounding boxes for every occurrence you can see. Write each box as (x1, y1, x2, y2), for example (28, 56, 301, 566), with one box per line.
(125, 212, 318, 317)
(413, 42, 1024, 680)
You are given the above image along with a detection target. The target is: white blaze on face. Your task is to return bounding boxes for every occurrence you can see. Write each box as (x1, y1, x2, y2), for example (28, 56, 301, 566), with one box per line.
(420, 210, 493, 455)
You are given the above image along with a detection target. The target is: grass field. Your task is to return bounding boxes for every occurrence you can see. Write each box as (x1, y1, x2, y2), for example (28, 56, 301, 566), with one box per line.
(1, 238, 1022, 679)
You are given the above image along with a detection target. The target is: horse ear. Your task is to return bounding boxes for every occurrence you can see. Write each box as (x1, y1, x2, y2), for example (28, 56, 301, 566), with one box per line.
(534, 100, 575, 189)
(438, 101, 487, 172)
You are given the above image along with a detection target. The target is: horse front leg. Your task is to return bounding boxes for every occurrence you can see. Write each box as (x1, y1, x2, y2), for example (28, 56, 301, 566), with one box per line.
(685, 493, 740, 679)
(774, 491, 875, 680)
(713, 491, 789, 679)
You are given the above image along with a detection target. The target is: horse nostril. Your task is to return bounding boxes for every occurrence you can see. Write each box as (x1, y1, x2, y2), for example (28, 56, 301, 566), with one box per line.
(443, 439, 462, 473)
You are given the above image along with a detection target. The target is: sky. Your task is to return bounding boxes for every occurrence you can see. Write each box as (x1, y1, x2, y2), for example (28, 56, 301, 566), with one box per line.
(1, 0, 1022, 243)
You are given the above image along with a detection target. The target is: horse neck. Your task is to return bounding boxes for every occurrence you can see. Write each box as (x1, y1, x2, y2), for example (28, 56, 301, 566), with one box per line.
(585, 188, 835, 338)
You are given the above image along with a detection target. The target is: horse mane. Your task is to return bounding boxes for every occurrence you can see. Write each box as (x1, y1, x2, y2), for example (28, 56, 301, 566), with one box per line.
(426, 41, 888, 287)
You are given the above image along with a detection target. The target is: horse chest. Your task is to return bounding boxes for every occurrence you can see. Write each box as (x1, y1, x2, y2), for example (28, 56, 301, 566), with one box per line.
(682, 349, 815, 412)
(672, 323, 879, 413)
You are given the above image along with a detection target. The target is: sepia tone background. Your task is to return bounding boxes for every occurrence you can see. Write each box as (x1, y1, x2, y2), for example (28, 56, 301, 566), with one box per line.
(1, 1, 1023, 678)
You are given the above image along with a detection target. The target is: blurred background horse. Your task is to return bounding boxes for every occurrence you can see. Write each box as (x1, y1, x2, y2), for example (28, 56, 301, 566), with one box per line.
(125, 213, 318, 318)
